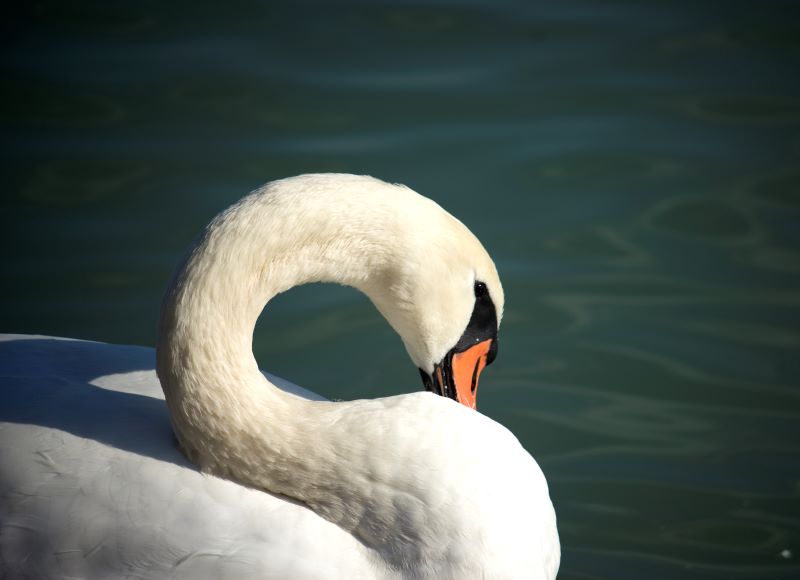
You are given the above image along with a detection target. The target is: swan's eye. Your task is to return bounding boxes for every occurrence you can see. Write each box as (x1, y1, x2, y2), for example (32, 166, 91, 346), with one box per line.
(474, 281, 488, 298)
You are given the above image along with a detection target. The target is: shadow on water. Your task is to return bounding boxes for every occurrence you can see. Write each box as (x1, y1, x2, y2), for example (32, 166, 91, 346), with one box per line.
(0, 337, 191, 468)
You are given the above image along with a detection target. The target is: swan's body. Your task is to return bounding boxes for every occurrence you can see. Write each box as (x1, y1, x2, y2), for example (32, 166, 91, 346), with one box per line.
(0, 335, 364, 579)
(0, 174, 559, 578)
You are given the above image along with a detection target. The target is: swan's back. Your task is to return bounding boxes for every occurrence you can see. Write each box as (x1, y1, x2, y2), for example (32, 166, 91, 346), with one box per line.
(0, 335, 379, 579)
(333, 391, 560, 578)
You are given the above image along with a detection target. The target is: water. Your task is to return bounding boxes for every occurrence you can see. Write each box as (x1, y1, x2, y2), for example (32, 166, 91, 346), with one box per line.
(2, 1, 799, 577)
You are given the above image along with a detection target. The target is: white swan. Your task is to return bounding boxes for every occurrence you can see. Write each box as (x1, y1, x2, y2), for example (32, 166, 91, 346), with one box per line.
(0, 174, 559, 579)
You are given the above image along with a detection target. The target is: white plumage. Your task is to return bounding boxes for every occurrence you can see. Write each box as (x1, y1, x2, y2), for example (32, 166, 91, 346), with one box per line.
(0, 174, 559, 579)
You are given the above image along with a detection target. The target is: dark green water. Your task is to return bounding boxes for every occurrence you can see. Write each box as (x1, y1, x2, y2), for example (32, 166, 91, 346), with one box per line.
(2, 1, 800, 578)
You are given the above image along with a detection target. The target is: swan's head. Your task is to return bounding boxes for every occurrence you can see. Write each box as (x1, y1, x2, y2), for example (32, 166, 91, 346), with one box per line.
(362, 183, 505, 410)
(416, 278, 501, 410)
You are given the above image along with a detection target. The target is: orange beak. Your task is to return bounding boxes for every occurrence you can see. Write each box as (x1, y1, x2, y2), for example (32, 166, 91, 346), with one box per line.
(420, 338, 496, 410)
(450, 339, 493, 409)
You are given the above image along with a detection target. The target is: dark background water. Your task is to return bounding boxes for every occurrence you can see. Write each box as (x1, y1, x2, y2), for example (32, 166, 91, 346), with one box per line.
(2, 1, 800, 577)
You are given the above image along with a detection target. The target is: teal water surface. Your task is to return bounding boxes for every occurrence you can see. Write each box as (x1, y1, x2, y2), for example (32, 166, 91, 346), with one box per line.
(2, 1, 800, 578)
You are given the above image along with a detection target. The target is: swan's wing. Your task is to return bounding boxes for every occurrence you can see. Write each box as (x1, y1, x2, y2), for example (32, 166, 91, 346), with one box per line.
(0, 335, 372, 580)
(0, 334, 327, 402)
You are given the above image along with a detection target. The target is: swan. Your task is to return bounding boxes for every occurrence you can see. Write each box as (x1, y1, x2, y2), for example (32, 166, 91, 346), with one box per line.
(0, 174, 559, 579)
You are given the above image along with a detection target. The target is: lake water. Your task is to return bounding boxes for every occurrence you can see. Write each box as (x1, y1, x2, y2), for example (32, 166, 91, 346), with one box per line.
(2, 1, 799, 578)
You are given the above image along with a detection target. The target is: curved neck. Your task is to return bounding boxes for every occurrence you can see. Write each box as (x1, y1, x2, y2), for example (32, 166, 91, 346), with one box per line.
(154, 175, 551, 578)
(158, 176, 405, 387)
(156, 176, 420, 564)
(163, 191, 395, 364)
(152, 175, 540, 577)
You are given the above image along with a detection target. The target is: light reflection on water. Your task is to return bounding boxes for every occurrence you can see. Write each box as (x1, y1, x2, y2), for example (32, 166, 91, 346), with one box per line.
(2, 1, 799, 578)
